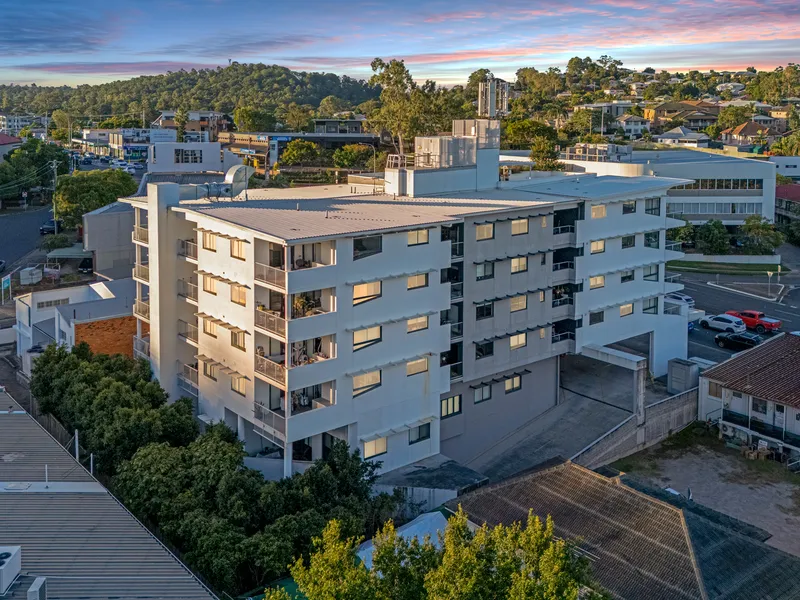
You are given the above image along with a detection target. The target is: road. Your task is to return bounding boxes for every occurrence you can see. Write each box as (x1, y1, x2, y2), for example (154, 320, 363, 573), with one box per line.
(0, 206, 51, 268)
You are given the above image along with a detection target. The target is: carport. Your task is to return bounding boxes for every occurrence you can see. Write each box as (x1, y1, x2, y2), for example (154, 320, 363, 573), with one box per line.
(46, 244, 93, 261)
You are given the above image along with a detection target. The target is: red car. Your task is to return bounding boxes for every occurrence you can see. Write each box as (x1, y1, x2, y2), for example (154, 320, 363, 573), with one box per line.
(725, 310, 782, 334)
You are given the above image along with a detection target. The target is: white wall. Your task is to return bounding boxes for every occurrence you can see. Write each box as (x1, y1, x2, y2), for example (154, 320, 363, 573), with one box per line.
(148, 142, 240, 173)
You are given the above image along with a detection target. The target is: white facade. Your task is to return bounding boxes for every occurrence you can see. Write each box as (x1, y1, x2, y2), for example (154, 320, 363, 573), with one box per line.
(770, 156, 800, 180)
(0, 114, 50, 135)
(148, 142, 241, 173)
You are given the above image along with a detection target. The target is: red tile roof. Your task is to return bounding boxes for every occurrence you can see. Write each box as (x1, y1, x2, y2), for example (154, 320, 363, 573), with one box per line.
(776, 184, 800, 202)
(721, 121, 778, 138)
(0, 133, 22, 145)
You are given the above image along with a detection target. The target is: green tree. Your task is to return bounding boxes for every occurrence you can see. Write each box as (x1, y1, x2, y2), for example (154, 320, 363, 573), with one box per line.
(317, 95, 351, 117)
(564, 109, 601, 137)
(173, 108, 188, 142)
(776, 174, 794, 185)
(54, 169, 138, 227)
(704, 123, 722, 140)
(627, 105, 644, 117)
(277, 102, 313, 132)
(39, 233, 71, 251)
(280, 139, 320, 166)
(783, 220, 800, 246)
(529, 136, 564, 171)
(98, 115, 142, 128)
(770, 132, 800, 156)
(368, 58, 418, 153)
(696, 219, 730, 254)
(332, 144, 373, 169)
(465, 68, 493, 101)
(788, 105, 800, 131)
(505, 119, 557, 148)
(717, 105, 752, 129)
(232, 106, 276, 132)
(739, 215, 785, 254)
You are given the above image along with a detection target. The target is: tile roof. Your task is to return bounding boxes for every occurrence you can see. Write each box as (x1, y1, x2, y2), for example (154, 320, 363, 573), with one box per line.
(722, 121, 779, 137)
(0, 133, 22, 145)
(701, 334, 800, 407)
(776, 184, 800, 202)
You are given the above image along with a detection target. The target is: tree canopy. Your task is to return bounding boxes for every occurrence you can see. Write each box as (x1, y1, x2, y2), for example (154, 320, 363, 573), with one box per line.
(332, 144, 374, 169)
(54, 168, 138, 227)
(717, 105, 752, 130)
(696, 219, 730, 255)
(739, 215, 784, 255)
(0, 138, 68, 201)
(279, 139, 321, 165)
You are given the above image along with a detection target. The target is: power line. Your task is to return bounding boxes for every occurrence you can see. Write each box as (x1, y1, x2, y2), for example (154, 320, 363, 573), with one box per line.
(0, 162, 57, 192)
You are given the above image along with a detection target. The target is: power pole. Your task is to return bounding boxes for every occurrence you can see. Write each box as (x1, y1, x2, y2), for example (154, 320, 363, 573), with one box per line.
(50, 160, 60, 234)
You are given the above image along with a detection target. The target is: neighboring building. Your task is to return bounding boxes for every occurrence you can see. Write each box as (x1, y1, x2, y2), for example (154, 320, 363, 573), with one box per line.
(314, 117, 366, 134)
(630, 82, 647, 95)
(752, 113, 784, 133)
(0, 114, 50, 135)
(720, 121, 780, 147)
(771, 157, 800, 181)
(0, 391, 217, 600)
(109, 128, 177, 161)
(654, 126, 710, 147)
(643, 101, 719, 130)
(614, 114, 650, 137)
(716, 82, 745, 95)
(122, 119, 689, 478)
(560, 144, 776, 225)
(700, 334, 800, 459)
(152, 110, 232, 142)
(147, 141, 240, 173)
(14, 279, 137, 376)
(73, 128, 115, 154)
(83, 201, 136, 279)
(0, 132, 22, 162)
(449, 458, 800, 600)
(573, 101, 636, 120)
(775, 184, 800, 225)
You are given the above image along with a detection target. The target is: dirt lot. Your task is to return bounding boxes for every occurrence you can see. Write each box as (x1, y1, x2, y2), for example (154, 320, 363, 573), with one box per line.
(613, 427, 800, 556)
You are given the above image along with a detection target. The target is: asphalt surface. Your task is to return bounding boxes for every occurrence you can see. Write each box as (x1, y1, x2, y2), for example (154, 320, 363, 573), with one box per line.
(0, 205, 51, 268)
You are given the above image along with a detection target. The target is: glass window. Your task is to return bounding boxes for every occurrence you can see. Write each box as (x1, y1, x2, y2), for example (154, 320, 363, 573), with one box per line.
(645, 198, 661, 215)
(620, 303, 634, 317)
(644, 231, 660, 249)
(591, 205, 607, 219)
(231, 330, 246, 351)
(540, 328, 546, 339)
(353, 235, 382, 260)
(202, 275, 217, 294)
(590, 240, 605, 254)
(202, 319, 217, 337)
(406, 357, 428, 376)
(510, 295, 527, 312)
(407, 315, 429, 333)
(476, 262, 494, 280)
(441, 394, 462, 418)
(408, 229, 429, 246)
(353, 281, 381, 305)
(643, 297, 658, 314)
(590, 275, 605, 289)
(622, 236, 635, 251)
(203, 361, 217, 380)
(708, 381, 722, 398)
(475, 341, 494, 359)
(407, 273, 429, 290)
(364, 437, 387, 458)
(541, 215, 547, 228)
(511, 257, 528, 273)
(409, 423, 431, 444)
(539, 290, 545, 302)
(621, 270, 634, 283)
(622, 200, 636, 214)
(231, 284, 247, 306)
(589, 311, 604, 325)
(230, 239, 246, 260)
(353, 370, 381, 397)
(752, 398, 767, 414)
(202, 231, 216, 251)
(505, 375, 522, 393)
(353, 326, 381, 351)
(511, 219, 529, 235)
(643, 264, 659, 281)
(474, 384, 492, 403)
(476, 302, 494, 320)
(476, 223, 494, 240)
(231, 376, 246, 396)
(510, 332, 527, 350)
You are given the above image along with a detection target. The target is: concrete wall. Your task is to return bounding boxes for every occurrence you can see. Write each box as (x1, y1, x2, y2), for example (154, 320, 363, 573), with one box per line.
(75, 315, 137, 358)
(677, 253, 781, 264)
(83, 204, 135, 278)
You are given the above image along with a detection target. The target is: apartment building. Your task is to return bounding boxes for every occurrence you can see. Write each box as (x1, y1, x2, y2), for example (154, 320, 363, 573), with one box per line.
(0, 113, 50, 135)
(123, 120, 689, 478)
(152, 110, 232, 142)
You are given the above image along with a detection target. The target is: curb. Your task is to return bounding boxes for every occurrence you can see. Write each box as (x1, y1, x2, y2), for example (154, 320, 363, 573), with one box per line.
(706, 281, 783, 302)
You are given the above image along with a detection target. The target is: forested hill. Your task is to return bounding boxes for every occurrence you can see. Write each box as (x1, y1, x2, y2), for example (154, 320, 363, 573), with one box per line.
(0, 63, 380, 118)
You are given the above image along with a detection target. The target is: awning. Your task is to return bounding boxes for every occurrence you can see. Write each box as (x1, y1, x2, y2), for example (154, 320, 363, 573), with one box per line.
(196, 269, 250, 288)
(344, 310, 439, 332)
(345, 353, 433, 378)
(195, 312, 251, 334)
(474, 325, 551, 345)
(473, 212, 554, 225)
(473, 250, 552, 264)
(194, 227, 250, 243)
(473, 288, 550, 304)
(469, 369, 531, 389)
(346, 268, 437, 286)
(46, 244, 93, 260)
(588, 259, 662, 279)
(360, 416, 437, 442)
(194, 354, 222, 368)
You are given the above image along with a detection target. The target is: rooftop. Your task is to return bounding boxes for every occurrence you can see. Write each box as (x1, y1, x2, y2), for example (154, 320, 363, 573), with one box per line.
(375, 453, 487, 492)
(0, 133, 22, 145)
(722, 121, 780, 137)
(776, 184, 800, 202)
(55, 278, 136, 324)
(701, 334, 800, 407)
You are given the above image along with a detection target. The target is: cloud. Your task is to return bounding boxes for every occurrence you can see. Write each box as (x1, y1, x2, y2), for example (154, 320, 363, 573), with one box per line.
(423, 11, 486, 23)
(8, 61, 221, 75)
(146, 35, 332, 58)
(0, 7, 113, 56)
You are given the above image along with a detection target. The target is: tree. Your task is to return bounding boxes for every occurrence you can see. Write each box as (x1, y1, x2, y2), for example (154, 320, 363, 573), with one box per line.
(505, 120, 557, 148)
(770, 132, 800, 156)
(232, 106, 276, 132)
(0, 138, 69, 202)
(529, 136, 564, 171)
(783, 220, 800, 246)
(704, 124, 722, 140)
(717, 105, 752, 130)
(39, 233, 71, 251)
(332, 144, 373, 169)
(368, 58, 417, 153)
(668, 220, 696, 246)
(564, 109, 601, 137)
(465, 68, 493, 101)
(173, 108, 188, 142)
(277, 102, 313, 132)
(696, 219, 730, 254)
(279, 139, 320, 166)
(54, 169, 138, 227)
(98, 115, 142, 128)
(739, 215, 785, 255)
(788, 104, 800, 131)
(317, 95, 351, 117)
(627, 105, 644, 117)
(777, 174, 794, 185)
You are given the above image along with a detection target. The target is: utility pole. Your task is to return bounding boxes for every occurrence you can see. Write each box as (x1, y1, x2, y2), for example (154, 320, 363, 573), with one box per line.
(50, 160, 60, 234)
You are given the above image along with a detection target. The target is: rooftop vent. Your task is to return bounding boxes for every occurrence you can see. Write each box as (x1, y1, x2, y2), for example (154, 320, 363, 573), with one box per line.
(0, 546, 22, 595)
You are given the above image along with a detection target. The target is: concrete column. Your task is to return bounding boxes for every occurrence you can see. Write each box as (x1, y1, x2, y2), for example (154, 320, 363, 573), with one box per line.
(237, 415, 247, 443)
(649, 323, 687, 378)
(347, 422, 359, 453)
(634, 364, 646, 426)
(283, 441, 292, 478)
(311, 433, 323, 461)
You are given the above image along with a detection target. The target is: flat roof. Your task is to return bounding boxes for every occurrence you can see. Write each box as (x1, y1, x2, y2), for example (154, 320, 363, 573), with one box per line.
(56, 278, 136, 324)
(624, 150, 765, 165)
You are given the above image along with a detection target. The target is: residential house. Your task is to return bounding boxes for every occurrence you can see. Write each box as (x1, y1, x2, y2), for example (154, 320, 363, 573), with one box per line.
(614, 114, 650, 137)
(716, 82, 745, 95)
(314, 116, 366, 134)
(654, 126, 710, 148)
(643, 101, 719, 130)
(152, 110, 232, 142)
(0, 133, 22, 162)
(720, 121, 780, 147)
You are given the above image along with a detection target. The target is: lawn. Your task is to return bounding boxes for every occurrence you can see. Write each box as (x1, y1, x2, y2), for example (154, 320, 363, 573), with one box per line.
(667, 260, 791, 275)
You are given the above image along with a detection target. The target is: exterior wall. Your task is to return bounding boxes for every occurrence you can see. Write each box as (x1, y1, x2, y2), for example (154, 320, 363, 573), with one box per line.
(770, 156, 800, 179)
(0, 142, 21, 163)
(676, 253, 781, 264)
(74, 316, 137, 357)
(83, 204, 135, 278)
(148, 142, 238, 173)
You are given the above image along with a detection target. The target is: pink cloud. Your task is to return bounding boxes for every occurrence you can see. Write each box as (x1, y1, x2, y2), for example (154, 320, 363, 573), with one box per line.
(423, 10, 486, 23)
(10, 61, 221, 75)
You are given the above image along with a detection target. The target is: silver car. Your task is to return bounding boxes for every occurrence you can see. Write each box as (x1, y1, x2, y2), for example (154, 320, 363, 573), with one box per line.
(665, 292, 695, 308)
(699, 314, 746, 333)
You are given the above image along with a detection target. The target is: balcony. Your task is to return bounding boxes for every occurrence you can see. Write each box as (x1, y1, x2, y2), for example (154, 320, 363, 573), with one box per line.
(666, 240, 683, 252)
(450, 322, 463, 339)
(552, 331, 575, 343)
(133, 263, 150, 283)
(553, 225, 575, 235)
(133, 335, 150, 360)
(255, 262, 286, 290)
(291, 294, 329, 320)
(449, 362, 463, 382)
(722, 409, 749, 428)
(552, 297, 573, 308)
(133, 299, 150, 321)
(178, 279, 198, 302)
(133, 226, 149, 244)
(178, 319, 199, 344)
(178, 239, 198, 260)
(750, 418, 785, 441)
(254, 401, 286, 436)
(451, 242, 464, 259)
(255, 307, 286, 338)
(553, 261, 575, 271)
(177, 364, 199, 397)
(255, 354, 287, 386)
(450, 282, 464, 301)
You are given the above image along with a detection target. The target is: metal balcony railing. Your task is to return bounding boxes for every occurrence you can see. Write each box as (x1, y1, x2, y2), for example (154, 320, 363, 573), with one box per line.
(450, 322, 463, 338)
(133, 226, 149, 244)
(255, 308, 286, 338)
(665, 273, 681, 283)
(178, 239, 198, 260)
(552, 261, 575, 272)
(177, 319, 199, 343)
(178, 279, 198, 301)
(666, 240, 682, 251)
(553, 225, 575, 235)
(133, 263, 149, 282)
(255, 262, 286, 289)
(552, 297, 574, 307)
(450, 242, 464, 258)
(177, 373, 198, 397)
(254, 401, 286, 434)
(133, 335, 150, 359)
(449, 362, 463, 381)
(663, 304, 682, 315)
(450, 282, 463, 300)
(133, 299, 150, 320)
(255, 354, 287, 386)
(182, 364, 199, 384)
(551, 331, 575, 343)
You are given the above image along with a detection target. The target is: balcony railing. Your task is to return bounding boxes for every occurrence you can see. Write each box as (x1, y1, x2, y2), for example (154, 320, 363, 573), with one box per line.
(133, 335, 150, 360)
(255, 308, 286, 338)
(133, 299, 150, 320)
(552, 297, 574, 307)
(450, 242, 464, 259)
(255, 354, 287, 386)
(178, 239, 198, 260)
(553, 225, 575, 235)
(254, 401, 286, 434)
(255, 262, 286, 290)
(133, 263, 150, 282)
(182, 363, 199, 384)
(722, 410, 749, 428)
(552, 261, 575, 272)
(177, 319, 199, 343)
(178, 279, 198, 302)
(177, 373, 198, 397)
(133, 226, 149, 244)
(665, 273, 681, 283)
(449, 362, 463, 381)
(450, 322, 463, 338)
(292, 298, 328, 319)
(666, 240, 682, 252)
(785, 431, 800, 448)
(552, 331, 575, 343)
(450, 282, 464, 300)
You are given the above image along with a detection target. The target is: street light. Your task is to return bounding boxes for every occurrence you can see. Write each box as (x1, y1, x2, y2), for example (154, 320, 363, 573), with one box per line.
(767, 271, 774, 298)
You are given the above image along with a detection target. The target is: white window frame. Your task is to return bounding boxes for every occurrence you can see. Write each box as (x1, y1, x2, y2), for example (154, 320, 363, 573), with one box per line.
(364, 437, 387, 458)
(353, 370, 382, 397)
(511, 218, 529, 236)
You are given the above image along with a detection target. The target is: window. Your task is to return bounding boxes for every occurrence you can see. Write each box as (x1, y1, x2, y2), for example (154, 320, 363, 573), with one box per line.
(643, 297, 658, 314)
(541, 215, 547, 228)
(589, 311, 604, 325)
(203, 319, 217, 337)
(408, 229, 429, 246)
(645, 197, 661, 216)
(708, 381, 722, 398)
(353, 281, 381, 305)
(541, 254, 546, 266)
(590, 240, 605, 254)
(540, 327, 546, 339)
(644, 231, 660, 249)
(511, 257, 528, 273)
(407, 273, 429, 290)
(620, 303, 633, 317)
(175, 149, 202, 164)
(476, 262, 494, 281)
(203, 361, 217, 380)
(364, 437, 387, 458)
(505, 375, 522, 393)
(36, 298, 69, 309)
(475, 341, 494, 359)
(511, 218, 529, 235)
(476, 302, 494, 320)
(409, 423, 431, 444)
(474, 384, 492, 403)
(510, 295, 527, 312)
(202, 231, 216, 251)
(539, 290, 545, 302)
(231, 376, 246, 396)
(231, 284, 247, 306)
(510, 332, 527, 350)
(621, 235, 635, 249)
(202, 275, 217, 295)
(476, 223, 494, 240)
(590, 275, 605, 289)
(231, 330, 246, 351)
(621, 270, 634, 283)
(407, 315, 429, 333)
(591, 205, 606, 219)
(643, 264, 659, 282)
(353, 370, 381, 397)
(622, 200, 636, 214)
(441, 394, 462, 418)
(230, 239, 246, 260)
(353, 235, 382, 260)
(353, 326, 381, 350)
(752, 398, 767, 415)
(406, 357, 428, 376)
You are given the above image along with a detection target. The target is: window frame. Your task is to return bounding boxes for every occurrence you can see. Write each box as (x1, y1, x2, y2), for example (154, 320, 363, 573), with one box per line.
(230, 330, 246, 351)
(621, 270, 634, 283)
(645, 197, 661, 216)
(203, 361, 217, 381)
(622, 200, 637, 214)
(407, 315, 429, 333)
(409, 423, 431, 444)
(708, 381, 722, 398)
(643, 264, 659, 282)
(589, 311, 605, 325)
(752, 398, 767, 415)
(589, 275, 605, 289)
(353, 325, 382, 351)
(620, 303, 634, 317)
(364, 437, 387, 459)
(353, 235, 383, 260)
(407, 273, 429, 290)
(475, 340, 494, 360)
(202, 319, 217, 338)
(230, 238, 246, 261)
(591, 205, 607, 219)
(476, 262, 494, 281)
(505, 375, 522, 394)
(353, 281, 382, 305)
(590, 240, 606, 254)
(407, 229, 429, 246)
(509, 332, 527, 350)
(441, 394, 462, 418)
(475, 301, 494, 321)
(202, 231, 216, 251)
(230, 284, 247, 306)
(510, 256, 528, 274)
(231, 375, 246, 396)
(642, 297, 658, 314)
(476, 223, 494, 241)
(202, 275, 217, 295)
(510, 295, 527, 312)
(406, 357, 429, 377)
(644, 231, 660, 249)
(511, 218, 529, 236)
(621, 235, 635, 249)
(353, 370, 382, 397)
(474, 384, 492, 403)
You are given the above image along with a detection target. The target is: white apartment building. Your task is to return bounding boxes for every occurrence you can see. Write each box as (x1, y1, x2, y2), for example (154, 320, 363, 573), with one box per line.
(0, 114, 50, 135)
(123, 120, 689, 478)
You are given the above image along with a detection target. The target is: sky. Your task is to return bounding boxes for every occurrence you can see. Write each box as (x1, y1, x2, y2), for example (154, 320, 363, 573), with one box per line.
(2, 0, 799, 87)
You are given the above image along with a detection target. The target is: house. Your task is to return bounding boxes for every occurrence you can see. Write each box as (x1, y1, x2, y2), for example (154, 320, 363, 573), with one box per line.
(720, 121, 780, 147)
(121, 118, 689, 479)
(0, 132, 22, 162)
(614, 114, 650, 137)
(752, 114, 785, 133)
(775, 183, 800, 225)
(654, 126, 710, 148)
(700, 334, 800, 459)
(643, 101, 719, 130)
(152, 110, 232, 142)
(716, 82, 745, 95)
(630, 82, 647, 95)
(314, 116, 366, 134)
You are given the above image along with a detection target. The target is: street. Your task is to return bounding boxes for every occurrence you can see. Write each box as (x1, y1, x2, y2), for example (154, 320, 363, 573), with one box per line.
(0, 206, 51, 268)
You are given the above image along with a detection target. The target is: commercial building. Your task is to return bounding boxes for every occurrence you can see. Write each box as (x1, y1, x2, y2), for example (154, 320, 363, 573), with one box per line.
(772, 157, 800, 181)
(147, 141, 240, 173)
(152, 110, 232, 142)
(122, 120, 689, 479)
(109, 128, 177, 161)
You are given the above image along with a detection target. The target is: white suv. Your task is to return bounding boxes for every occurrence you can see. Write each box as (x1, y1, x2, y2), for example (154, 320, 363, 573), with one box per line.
(699, 314, 746, 333)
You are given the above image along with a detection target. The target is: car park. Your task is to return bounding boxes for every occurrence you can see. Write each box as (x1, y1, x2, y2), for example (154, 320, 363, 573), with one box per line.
(699, 314, 746, 333)
(78, 257, 93, 274)
(39, 219, 65, 235)
(714, 332, 762, 351)
(665, 292, 695, 307)
(724, 310, 781, 334)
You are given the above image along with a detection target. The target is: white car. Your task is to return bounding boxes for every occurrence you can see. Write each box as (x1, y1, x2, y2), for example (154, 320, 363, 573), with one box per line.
(699, 314, 746, 333)
(122, 166, 136, 175)
(112, 160, 129, 169)
(665, 292, 695, 308)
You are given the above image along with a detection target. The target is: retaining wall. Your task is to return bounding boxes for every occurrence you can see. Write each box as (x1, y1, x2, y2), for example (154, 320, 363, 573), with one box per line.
(678, 254, 781, 265)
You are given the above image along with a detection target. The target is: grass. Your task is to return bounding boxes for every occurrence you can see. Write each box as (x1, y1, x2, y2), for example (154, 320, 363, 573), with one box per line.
(611, 425, 726, 475)
(667, 260, 791, 275)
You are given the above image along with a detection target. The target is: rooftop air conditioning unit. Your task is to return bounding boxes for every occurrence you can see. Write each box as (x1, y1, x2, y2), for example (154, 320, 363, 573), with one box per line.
(0, 546, 22, 595)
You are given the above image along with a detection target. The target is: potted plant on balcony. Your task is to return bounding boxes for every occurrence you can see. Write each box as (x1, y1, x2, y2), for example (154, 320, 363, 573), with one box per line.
(293, 295, 311, 318)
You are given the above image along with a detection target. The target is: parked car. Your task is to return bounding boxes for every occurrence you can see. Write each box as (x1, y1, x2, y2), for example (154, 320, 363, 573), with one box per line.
(665, 292, 695, 308)
(99, 156, 110, 164)
(688, 320, 694, 333)
(724, 310, 782, 334)
(78, 257, 93, 274)
(714, 332, 762, 351)
(122, 166, 136, 175)
(133, 162, 145, 170)
(39, 219, 64, 235)
(699, 314, 746, 333)
(81, 157, 93, 165)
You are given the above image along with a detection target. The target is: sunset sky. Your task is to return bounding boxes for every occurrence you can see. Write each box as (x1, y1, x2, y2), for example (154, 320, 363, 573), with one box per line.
(3, 0, 799, 87)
